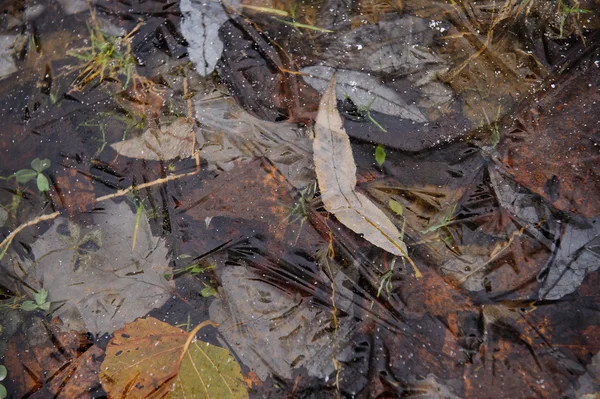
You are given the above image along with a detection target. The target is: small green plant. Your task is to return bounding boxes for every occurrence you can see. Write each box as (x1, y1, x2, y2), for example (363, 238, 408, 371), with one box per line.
(388, 199, 403, 216)
(165, 261, 216, 280)
(14, 158, 51, 192)
(0, 364, 7, 399)
(21, 289, 51, 312)
(284, 182, 320, 242)
(200, 285, 217, 298)
(421, 203, 458, 234)
(377, 257, 396, 297)
(357, 97, 388, 132)
(375, 144, 386, 167)
(557, 0, 590, 38)
(67, 9, 141, 90)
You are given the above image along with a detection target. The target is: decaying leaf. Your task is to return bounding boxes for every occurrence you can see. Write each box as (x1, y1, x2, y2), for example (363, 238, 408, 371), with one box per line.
(5, 317, 103, 398)
(538, 217, 600, 300)
(489, 168, 600, 299)
(111, 117, 195, 161)
(302, 65, 427, 122)
(100, 316, 248, 399)
(210, 266, 356, 381)
(6, 200, 174, 334)
(313, 76, 420, 276)
(54, 166, 96, 216)
(320, 16, 439, 75)
(180, 0, 240, 76)
(195, 94, 314, 188)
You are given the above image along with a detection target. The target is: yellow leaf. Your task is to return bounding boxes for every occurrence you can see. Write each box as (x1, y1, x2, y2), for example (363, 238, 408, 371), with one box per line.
(313, 77, 421, 278)
(100, 317, 248, 399)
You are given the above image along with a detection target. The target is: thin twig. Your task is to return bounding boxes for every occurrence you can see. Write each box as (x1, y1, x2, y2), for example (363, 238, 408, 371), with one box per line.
(0, 169, 199, 254)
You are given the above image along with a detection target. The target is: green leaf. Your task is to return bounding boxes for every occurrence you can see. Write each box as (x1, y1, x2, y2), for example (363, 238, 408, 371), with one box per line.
(31, 158, 51, 173)
(375, 144, 386, 167)
(37, 173, 50, 192)
(0, 383, 6, 399)
(15, 169, 37, 184)
(0, 365, 7, 381)
(21, 301, 38, 311)
(35, 289, 48, 305)
(389, 199, 403, 216)
(201, 287, 217, 298)
(38, 301, 51, 311)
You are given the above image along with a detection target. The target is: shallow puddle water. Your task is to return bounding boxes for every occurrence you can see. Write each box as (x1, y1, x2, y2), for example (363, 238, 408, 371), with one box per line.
(0, 0, 599, 397)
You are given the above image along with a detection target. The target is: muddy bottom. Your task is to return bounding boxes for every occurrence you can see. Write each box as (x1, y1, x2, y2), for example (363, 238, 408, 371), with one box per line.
(0, 0, 599, 398)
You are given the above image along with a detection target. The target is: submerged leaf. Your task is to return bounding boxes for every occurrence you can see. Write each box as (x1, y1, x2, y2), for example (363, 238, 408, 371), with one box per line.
(111, 117, 195, 161)
(538, 217, 600, 300)
(180, 0, 240, 76)
(302, 65, 427, 122)
(6, 200, 174, 334)
(313, 76, 420, 276)
(36, 173, 49, 192)
(194, 95, 314, 189)
(210, 266, 356, 380)
(375, 144, 386, 166)
(5, 317, 103, 398)
(15, 169, 37, 184)
(100, 317, 248, 399)
(389, 199, 403, 216)
(30, 158, 50, 173)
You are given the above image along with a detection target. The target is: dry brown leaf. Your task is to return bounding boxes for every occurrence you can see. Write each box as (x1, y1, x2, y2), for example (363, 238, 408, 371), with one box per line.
(100, 316, 248, 399)
(313, 76, 420, 277)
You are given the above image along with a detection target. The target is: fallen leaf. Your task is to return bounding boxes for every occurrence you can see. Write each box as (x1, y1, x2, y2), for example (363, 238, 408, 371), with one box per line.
(497, 53, 600, 218)
(5, 317, 103, 398)
(100, 316, 248, 399)
(6, 200, 174, 334)
(313, 76, 420, 276)
(302, 65, 427, 122)
(320, 16, 439, 75)
(489, 168, 600, 299)
(111, 117, 195, 161)
(194, 94, 314, 188)
(210, 266, 356, 381)
(180, 0, 240, 76)
(537, 217, 600, 300)
(53, 166, 96, 216)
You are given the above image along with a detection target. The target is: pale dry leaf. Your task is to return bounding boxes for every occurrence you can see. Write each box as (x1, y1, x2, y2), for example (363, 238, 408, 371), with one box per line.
(313, 77, 420, 276)
(111, 117, 195, 161)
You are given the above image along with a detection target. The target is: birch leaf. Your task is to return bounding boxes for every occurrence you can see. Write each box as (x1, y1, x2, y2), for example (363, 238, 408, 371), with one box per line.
(302, 65, 427, 123)
(313, 77, 421, 277)
(100, 317, 248, 399)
